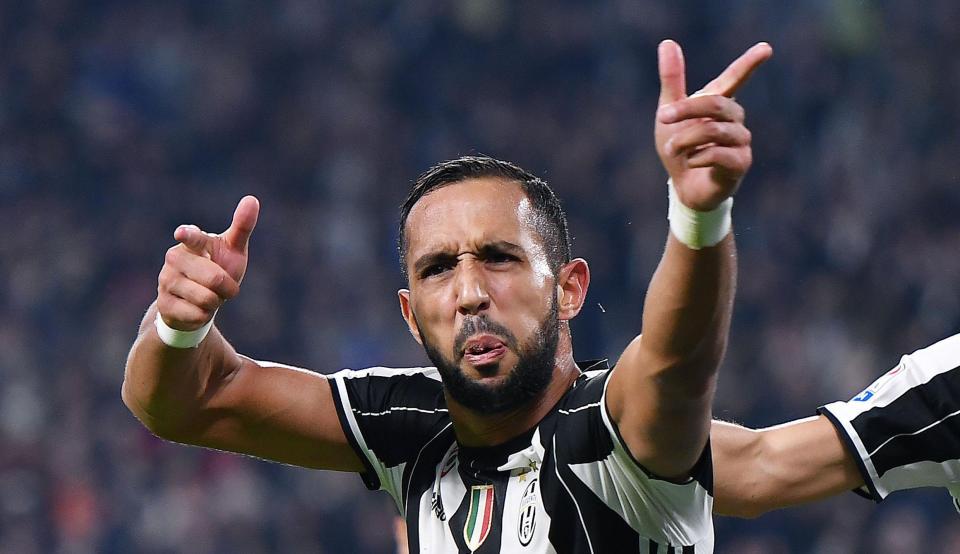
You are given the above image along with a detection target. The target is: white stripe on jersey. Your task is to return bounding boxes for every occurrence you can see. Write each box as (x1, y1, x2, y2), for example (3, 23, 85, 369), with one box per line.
(840, 333, 960, 417)
(331, 376, 387, 491)
(330, 365, 443, 381)
(867, 407, 960, 458)
(331, 365, 715, 552)
(558, 402, 601, 415)
(356, 406, 450, 417)
(879, 459, 960, 492)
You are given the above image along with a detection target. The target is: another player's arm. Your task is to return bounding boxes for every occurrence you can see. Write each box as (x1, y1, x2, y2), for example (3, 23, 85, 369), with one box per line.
(713, 333, 960, 516)
(606, 41, 772, 479)
(710, 417, 862, 518)
(122, 197, 364, 472)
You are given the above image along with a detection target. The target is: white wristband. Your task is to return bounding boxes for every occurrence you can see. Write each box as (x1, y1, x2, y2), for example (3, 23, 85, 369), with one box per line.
(155, 312, 215, 349)
(667, 179, 733, 249)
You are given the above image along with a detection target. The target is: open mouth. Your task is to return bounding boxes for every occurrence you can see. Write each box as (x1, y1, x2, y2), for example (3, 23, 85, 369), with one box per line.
(462, 335, 508, 366)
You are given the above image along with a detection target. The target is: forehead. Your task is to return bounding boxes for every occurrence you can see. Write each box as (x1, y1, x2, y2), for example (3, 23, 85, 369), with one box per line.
(405, 177, 542, 257)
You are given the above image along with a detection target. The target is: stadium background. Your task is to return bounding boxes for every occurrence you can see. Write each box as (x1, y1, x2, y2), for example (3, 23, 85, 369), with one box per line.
(2, 0, 960, 552)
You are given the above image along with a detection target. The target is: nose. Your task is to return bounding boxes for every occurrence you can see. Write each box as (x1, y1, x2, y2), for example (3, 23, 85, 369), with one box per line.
(455, 262, 490, 316)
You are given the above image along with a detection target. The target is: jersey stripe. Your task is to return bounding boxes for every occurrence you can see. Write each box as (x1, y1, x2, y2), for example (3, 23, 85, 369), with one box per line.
(552, 433, 596, 554)
(333, 365, 714, 552)
(851, 364, 960, 476)
(820, 333, 960, 502)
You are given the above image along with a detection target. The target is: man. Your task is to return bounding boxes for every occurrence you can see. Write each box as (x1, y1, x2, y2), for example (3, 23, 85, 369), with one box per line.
(390, 330, 960, 547)
(123, 40, 959, 552)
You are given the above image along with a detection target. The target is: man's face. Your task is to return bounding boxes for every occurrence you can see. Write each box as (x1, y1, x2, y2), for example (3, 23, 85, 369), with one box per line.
(400, 178, 562, 413)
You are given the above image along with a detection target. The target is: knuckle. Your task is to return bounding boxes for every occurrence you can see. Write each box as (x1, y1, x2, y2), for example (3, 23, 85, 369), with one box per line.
(705, 121, 723, 137)
(157, 267, 176, 289)
(222, 278, 241, 299)
(210, 270, 226, 290)
(185, 311, 207, 327)
(201, 291, 221, 312)
(164, 246, 180, 265)
(735, 104, 746, 121)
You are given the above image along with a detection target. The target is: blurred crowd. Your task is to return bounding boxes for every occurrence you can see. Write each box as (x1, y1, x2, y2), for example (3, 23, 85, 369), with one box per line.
(3, 0, 960, 552)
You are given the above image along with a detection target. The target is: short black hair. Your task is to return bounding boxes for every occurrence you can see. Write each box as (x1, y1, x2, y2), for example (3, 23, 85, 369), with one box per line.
(398, 155, 572, 280)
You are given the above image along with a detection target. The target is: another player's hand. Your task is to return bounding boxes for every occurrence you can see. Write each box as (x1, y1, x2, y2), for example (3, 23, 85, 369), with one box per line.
(156, 196, 260, 331)
(655, 40, 772, 211)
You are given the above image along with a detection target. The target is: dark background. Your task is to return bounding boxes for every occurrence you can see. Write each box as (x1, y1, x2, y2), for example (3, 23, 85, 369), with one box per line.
(2, 0, 960, 552)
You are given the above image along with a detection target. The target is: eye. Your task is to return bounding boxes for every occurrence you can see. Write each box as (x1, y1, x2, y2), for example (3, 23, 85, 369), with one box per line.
(486, 252, 518, 265)
(421, 262, 453, 278)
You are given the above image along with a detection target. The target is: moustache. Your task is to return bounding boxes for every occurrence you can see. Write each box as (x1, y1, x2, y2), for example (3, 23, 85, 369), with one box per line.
(453, 316, 519, 358)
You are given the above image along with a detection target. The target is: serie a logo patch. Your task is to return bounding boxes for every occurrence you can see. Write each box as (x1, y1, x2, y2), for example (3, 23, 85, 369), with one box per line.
(464, 485, 495, 551)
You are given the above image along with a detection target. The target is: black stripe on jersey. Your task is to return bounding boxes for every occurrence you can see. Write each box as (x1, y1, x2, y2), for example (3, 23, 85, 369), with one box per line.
(558, 373, 616, 465)
(578, 369, 714, 494)
(543, 433, 645, 553)
(329, 378, 380, 490)
(849, 365, 960, 477)
(403, 424, 455, 554)
(817, 407, 882, 501)
(350, 373, 448, 467)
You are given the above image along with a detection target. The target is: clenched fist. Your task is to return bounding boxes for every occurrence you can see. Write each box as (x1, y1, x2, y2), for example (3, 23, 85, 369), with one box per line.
(157, 196, 260, 332)
(655, 40, 772, 211)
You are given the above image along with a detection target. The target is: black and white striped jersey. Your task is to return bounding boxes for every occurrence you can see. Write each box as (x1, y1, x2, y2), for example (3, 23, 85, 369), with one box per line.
(329, 361, 715, 553)
(819, 333, 960, 508)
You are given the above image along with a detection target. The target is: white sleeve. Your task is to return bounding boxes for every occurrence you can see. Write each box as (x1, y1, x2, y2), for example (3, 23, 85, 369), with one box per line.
(819, 333, 960, 502)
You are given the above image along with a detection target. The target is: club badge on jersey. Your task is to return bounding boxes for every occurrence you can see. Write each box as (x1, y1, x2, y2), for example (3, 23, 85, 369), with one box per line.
(517, 479, 539, 546)
(464, 485, 495, 551)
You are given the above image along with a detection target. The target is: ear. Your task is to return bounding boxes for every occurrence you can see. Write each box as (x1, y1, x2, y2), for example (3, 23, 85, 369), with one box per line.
(398, 289, 423, 345)
(555, 258, 590, 321)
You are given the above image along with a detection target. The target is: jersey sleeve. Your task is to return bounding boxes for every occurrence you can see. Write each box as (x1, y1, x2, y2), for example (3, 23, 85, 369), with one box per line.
(818, 333, 960, 502)
(554, 370, 713, 549)
(327, 366, 448, 510)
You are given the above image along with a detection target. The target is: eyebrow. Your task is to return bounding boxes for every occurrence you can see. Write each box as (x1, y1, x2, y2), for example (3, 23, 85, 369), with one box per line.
(412, 240, 525, 275)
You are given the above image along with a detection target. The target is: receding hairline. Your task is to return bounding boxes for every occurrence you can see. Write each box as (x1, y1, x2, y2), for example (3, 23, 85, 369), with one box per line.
(398, 156, 572, 282)
(404, 175, 528, 221)
(401, 176, 539, 257)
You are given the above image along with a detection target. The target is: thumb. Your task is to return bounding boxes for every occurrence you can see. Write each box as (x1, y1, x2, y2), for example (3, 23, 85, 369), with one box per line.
(174, 225, 217, 257)
(658, 39, 687, 106)
(222, 195, 260, 253)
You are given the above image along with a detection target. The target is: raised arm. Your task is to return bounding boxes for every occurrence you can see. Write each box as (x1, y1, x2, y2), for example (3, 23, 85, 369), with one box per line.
(122, 197, 363, 472)
(606, 41, 772, 479)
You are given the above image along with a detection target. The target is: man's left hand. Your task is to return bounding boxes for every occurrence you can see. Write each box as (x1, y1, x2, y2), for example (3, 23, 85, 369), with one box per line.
(655, 40, 773, 211)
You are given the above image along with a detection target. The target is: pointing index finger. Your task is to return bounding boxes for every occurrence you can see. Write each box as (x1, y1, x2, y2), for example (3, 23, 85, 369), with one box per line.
(698, 42, 773, 98)
(174, 225, 215, 258)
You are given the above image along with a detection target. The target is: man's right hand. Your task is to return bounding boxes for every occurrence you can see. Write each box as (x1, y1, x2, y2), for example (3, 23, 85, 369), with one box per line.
(156, 195, 259, 332)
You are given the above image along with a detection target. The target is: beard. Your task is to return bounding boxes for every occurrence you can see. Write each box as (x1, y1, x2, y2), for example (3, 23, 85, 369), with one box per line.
(417, 296, 560, 414)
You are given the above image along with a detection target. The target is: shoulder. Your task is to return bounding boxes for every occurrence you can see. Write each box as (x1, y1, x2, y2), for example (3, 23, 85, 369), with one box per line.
(330, 365, 443, 383)
(547, 366, 614, 462)
(559, 364, 612, 410)
(329, 366, 443, 406)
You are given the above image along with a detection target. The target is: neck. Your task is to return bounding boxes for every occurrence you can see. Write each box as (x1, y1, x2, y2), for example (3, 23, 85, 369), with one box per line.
(446, 338, 579, 448)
